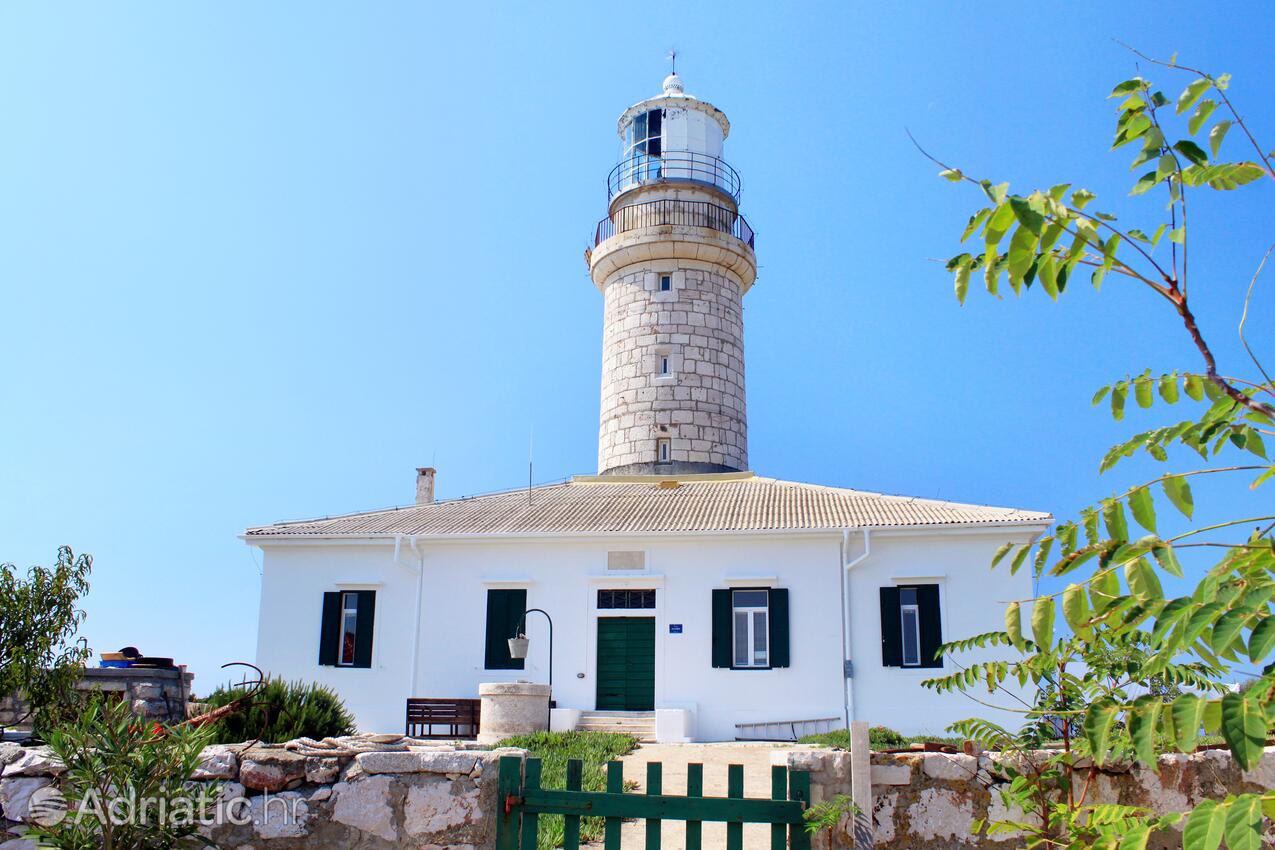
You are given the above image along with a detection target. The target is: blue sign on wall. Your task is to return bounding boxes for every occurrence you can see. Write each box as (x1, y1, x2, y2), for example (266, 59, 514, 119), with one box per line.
(669, 624, 683, 634)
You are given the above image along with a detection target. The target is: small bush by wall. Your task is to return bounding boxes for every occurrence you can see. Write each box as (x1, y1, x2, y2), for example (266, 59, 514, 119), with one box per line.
(202, 678, 355, 745)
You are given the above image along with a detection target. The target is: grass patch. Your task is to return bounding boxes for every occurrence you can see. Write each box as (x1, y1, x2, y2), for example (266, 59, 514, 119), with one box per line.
(497, 730, 639, 850)
(798, 725, 964, 751)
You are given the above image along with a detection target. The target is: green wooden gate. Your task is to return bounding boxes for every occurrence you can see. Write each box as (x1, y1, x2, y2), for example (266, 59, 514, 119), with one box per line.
(595, 617, 656, 711)
(495, 755, 811, 850)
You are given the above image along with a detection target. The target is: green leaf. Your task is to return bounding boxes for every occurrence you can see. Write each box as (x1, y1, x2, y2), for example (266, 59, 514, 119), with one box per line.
(1062, 583, 1091, 632)
(1005, 601, 1026, 650)
(1182, 161, 1266, 190)
(1223, 795, 1263, 850)
(1189, 100, 1218, 135)
(1220, 692, 1266, 770)
(1130, 170, 1160, 196)
(1006, 225, 1040, 291)
(1171, 693, 1207, 752)
(1126, 558, 1164, 602)
(1162, 475, 1195, 518)
(1093, 386, 1111, 406)
(961, 209, 991, 242)
(1155, 154, 1178, 181)
(1120, 824, 1151, 850)
(1128, 487, 1157, 533)
(1211, 609, 1250, 655)
(1009, 543, 1032, 576)
(1031, 596, 1055, 649)
(954, 262, 971, 305)
(1248, 615, 1275, 663)
(1111, 78, 1145, 98)
(1103, 499, 1129, 541)
(1091, 567, 1121, 611)
(1135, 375, 1154, 408)
(1176, 78, 1213, 114)
(1009, 197, 1045, 236)
(1152, 543, 1183, 578)
(1185, 374, 1205, 401)
(1183, 799, 1226, 850)
(1174, 139, 1209, 166)
(1112, 382, 1128, 421)
(1209, 121, 1232, 158)
(1084, 698, 1119, 765)
(940, 168, 963, 182)
(1071, 188, 1096, 209)
(1129, 695, 1161, 766)
(991, 541, 1015, 568)
(1158, 373, 1180, 403)
(1168, 226, 1186, 244)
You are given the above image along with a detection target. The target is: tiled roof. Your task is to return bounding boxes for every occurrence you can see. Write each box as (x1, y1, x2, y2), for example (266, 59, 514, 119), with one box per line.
(244, 473, 1051, 539)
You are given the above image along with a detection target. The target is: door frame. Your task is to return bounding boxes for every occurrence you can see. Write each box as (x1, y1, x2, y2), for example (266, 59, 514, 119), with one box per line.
(587, 574, 664, 710)
(594, 615, 656, 711)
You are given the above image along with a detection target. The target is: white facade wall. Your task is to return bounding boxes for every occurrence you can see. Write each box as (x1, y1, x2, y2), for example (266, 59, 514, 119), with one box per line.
(254, 526, 1040, 740)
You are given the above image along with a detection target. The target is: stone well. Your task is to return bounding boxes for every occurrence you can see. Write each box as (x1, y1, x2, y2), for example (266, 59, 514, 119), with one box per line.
(476, 682, 550, 745)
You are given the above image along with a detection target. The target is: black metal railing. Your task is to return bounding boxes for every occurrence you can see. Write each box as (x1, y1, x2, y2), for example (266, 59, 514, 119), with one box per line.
(607, 151, 742, 201)
(594, 199, 755, 249)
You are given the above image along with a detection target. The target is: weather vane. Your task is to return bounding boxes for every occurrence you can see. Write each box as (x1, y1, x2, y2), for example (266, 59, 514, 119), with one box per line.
(666, 47, 678, 75)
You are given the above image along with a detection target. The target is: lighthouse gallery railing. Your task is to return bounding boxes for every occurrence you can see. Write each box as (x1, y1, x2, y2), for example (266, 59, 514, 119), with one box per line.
(594, 199, 755, 250)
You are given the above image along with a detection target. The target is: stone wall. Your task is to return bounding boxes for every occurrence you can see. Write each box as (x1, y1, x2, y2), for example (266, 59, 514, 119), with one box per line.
(788, 745, 1275, 850)
(0, 667, 193, 731)
(0, 738, 523, 850)
(597, 263, 749, 475)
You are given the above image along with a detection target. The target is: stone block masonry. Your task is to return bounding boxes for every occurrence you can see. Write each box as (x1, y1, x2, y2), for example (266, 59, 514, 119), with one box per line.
(598, 265, 748, 474)
(0, 667, 193, 730)
(788, 745, 1275, 850)
(0, 738, 524, 850)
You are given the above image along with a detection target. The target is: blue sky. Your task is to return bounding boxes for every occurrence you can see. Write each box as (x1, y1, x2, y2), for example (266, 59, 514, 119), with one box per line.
(2, 2, 1272, 693)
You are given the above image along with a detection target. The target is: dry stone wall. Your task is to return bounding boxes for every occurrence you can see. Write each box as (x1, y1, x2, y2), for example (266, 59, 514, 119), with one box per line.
(788, 746, 1275, 850)
(598, 264, 748, 474)
(0, 667, 192, 730)
(0, 739, 523, 850)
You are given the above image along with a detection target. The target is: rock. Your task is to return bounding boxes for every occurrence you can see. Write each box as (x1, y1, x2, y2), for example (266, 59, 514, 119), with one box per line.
(872, 792, 897, 844)
(305, 757, 341, 784)
(239, 752, 306, 793)
(905, 787, 976, 843)
(130, 683, 165, 700)
(404, 778, 481, 836)
(921, 753, 978, 782)
(1, 750, 62, 778)
(0, 745, 22, 769)
(0, 838, 38, 850)
(870, 764, 912, 786)
(0, 777, 53, 822)
(250, 791, 309, 839)
(332, 775, 397, 842)
(307, 787, 332, 803)
(357, 750, 478, 776)
(192, 745, 239, 780)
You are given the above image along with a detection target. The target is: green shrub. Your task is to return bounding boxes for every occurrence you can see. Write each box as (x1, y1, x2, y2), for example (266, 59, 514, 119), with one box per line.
(202, 677, 355, 744)
(798, 725, 960, 750)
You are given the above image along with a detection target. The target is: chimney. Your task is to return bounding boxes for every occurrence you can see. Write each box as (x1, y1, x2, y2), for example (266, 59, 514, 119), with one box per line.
(415, 467, 436, 505)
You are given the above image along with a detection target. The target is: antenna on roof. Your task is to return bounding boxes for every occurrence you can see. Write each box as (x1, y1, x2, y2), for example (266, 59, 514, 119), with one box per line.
(666, 47, 678, 74)
(528, 425, 534, 505)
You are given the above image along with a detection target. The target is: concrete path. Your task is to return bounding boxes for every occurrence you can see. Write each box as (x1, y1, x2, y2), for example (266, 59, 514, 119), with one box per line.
(585, 742, 803, 850)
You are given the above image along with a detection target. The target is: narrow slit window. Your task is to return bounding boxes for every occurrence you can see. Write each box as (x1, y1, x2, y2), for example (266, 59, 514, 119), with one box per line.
(659, 274, 672, 292)
(660, 354, 670, 375)
(339, 592, 359, 666)
(657, 438, 671, 463)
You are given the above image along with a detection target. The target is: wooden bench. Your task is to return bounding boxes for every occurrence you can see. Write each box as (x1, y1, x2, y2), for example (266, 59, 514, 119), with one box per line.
(405, 698, 481, 739)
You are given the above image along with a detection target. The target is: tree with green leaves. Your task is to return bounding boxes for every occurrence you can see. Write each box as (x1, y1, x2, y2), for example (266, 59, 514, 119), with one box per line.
(919, 49, 1275, 850)
(0, 546, 92, 732)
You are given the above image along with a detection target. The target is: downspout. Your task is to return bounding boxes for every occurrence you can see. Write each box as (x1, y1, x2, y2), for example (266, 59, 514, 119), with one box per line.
(840, 527, 872, 728)
(394, 533, 427, 697)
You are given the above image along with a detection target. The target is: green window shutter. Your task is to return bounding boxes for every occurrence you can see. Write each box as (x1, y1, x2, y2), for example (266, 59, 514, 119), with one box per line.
(711, 589, 732, 668)
(767, 588, 790, 668)
(352, 590, 377, 669)
(917, 584, 943, 668)
(879, 587, 902, 667)
(484, 589, 526, 670)
(318, 592, 341, 666)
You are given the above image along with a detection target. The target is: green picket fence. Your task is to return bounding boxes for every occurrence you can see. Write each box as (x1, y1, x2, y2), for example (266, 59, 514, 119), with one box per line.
(495, 755, 811, 850)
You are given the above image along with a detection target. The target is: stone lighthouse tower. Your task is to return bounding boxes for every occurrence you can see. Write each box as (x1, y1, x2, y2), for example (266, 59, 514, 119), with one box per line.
(588, 73, 757, 475)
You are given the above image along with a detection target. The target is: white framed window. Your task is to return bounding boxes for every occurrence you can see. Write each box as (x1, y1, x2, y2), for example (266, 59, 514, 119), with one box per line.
(731, 589, 769, 668)
(899, 586, 921, 667)
(338, 591, 359, 666)
(656, 438, 671, 463)
(659, 274, 672, 292)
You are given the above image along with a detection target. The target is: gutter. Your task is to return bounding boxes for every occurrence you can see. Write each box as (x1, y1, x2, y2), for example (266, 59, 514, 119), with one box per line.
(840, 528, 873, 728)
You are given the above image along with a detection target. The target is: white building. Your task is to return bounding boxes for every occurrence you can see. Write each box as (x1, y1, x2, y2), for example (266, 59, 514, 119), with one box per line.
(246, 74, 1050, 742)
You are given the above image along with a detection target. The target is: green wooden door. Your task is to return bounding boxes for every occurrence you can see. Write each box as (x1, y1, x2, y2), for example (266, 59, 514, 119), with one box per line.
(595, 617, 655, 711)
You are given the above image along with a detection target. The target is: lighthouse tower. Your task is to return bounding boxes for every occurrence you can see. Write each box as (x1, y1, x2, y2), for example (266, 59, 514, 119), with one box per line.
(588, 73, 757, 476)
